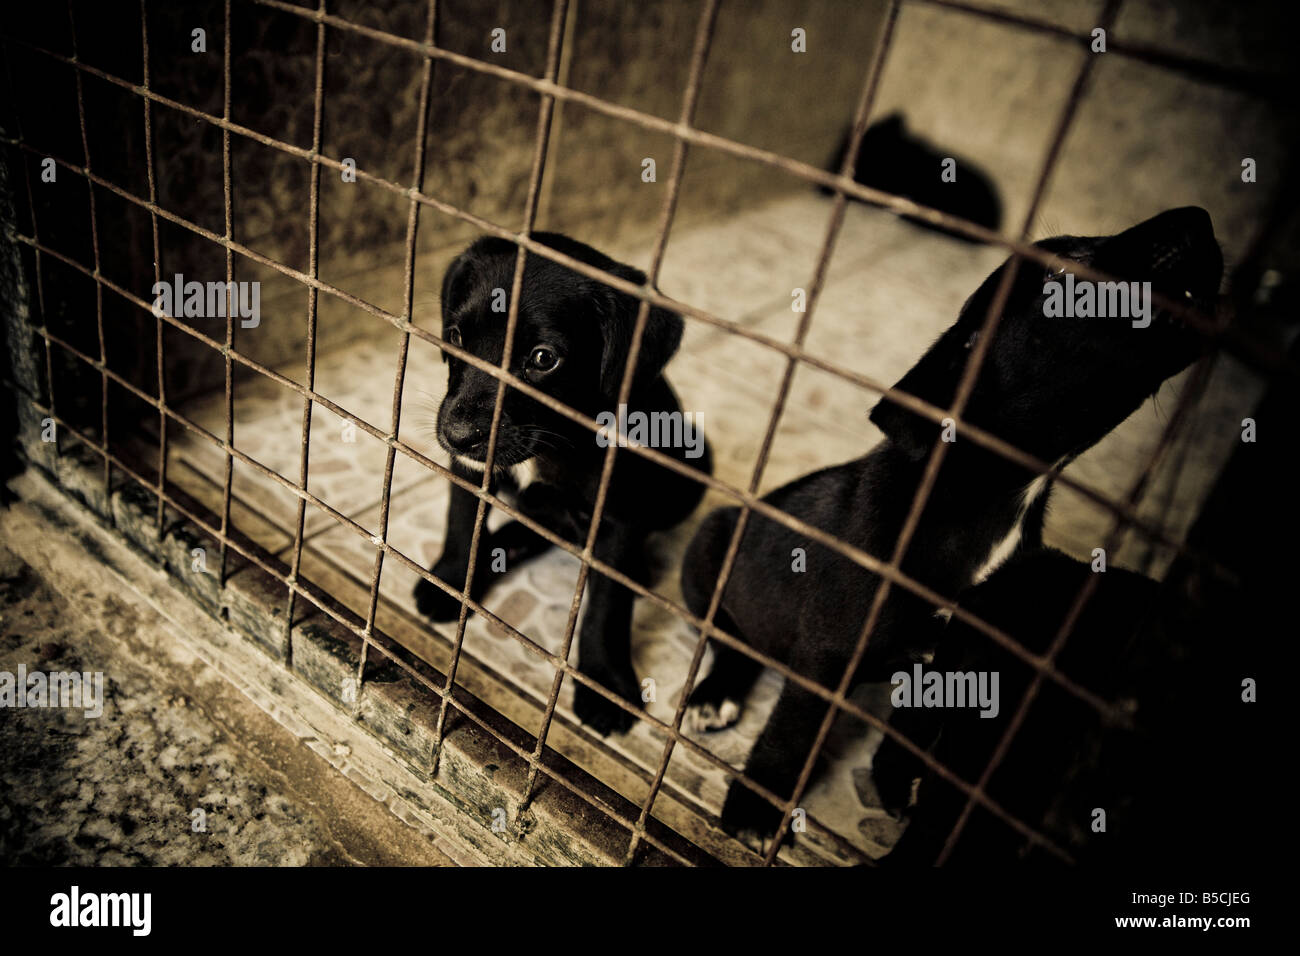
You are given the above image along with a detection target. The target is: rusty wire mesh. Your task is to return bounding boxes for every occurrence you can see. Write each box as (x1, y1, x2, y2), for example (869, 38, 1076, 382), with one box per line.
(0, 0, 1289, 865)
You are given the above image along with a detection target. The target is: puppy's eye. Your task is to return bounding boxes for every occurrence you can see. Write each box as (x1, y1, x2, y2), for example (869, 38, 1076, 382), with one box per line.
(527, 346, 560, 372)
(443, 327, 462, 350)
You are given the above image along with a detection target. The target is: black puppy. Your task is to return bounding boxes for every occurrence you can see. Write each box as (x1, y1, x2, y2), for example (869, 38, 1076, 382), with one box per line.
(679, 207, 1223, 837)
(877, 328, 1289, 866)
(873, 543, 1260, 866)
(879, 322, 1288, 866)
(820, 113, 1003, 239)
(874, 549, 1168, 864)
(416, 232, 711, 735)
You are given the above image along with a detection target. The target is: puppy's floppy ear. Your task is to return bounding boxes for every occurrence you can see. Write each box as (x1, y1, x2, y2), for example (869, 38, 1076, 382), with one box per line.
(528, 232, 684, 395)
(594, 263, 684, 397)
(869, 334, 965, 462)
(870, 260, 1014, 460)
(439, 250, 477, 363)
(441, 250, 476, 320)
(869, 297, 992, 461)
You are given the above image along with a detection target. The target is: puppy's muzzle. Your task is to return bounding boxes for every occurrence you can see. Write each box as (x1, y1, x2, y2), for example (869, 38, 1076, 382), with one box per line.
(439, 413, 487, 457)
(1106, 205, 1222, 303)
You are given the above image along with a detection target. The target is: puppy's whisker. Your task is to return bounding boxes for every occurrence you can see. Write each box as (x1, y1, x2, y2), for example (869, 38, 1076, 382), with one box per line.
(531, 433, 572, 451)
(527, 432, 573, 455)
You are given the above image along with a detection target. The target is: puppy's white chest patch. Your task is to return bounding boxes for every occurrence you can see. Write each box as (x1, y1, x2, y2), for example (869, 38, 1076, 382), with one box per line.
(972, 523, 1023, 586)
(453, 455, 538, 491)
(971, 473, 1050, 585)
(453, 454, 486, 475)
(509, 458, 538, 490)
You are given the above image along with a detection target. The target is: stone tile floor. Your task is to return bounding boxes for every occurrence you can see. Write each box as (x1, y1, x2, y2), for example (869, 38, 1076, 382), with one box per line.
(164, 192, 1265, 863)
(0, 536, 456, 867)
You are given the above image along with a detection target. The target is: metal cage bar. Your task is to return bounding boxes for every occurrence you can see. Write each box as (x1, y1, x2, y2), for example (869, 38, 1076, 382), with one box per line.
(520, 0, 723, 815)
(283, 0, 329, 665)
(66, 1, 112, 510)
(431, 0, 572, 778)
(140, 0, 169, 537)
(354, 0, 441, 714)
(217, 0, 238, 585)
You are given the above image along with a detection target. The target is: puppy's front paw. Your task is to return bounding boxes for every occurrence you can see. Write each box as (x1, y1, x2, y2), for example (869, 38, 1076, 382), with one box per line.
(683, 678, 743, 733)
(573, 676, 640, 736)
(414, 574, 468, 622)
(684, 698, 742, 733)
(720, 779, 786, 842)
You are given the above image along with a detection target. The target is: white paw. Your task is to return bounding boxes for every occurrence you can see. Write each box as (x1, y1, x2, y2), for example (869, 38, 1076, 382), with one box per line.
(684, 698, 741, 733)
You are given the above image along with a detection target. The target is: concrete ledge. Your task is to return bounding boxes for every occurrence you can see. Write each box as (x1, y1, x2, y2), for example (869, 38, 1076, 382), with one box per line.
(6, 461, 704, 866)
(225, 561, 291, 662)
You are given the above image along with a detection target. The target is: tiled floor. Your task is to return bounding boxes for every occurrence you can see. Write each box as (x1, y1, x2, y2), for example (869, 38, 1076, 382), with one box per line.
(166, 192, 1265, 864)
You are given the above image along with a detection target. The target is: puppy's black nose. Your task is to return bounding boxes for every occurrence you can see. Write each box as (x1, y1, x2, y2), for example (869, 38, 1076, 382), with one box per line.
(440, 418, 485, 453)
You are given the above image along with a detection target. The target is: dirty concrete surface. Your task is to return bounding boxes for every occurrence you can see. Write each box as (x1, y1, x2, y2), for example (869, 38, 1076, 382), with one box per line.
(0, 538, 455, 866)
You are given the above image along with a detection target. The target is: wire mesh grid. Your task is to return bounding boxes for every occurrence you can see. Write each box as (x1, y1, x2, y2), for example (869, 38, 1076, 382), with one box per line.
(0, 0, 1289, 865)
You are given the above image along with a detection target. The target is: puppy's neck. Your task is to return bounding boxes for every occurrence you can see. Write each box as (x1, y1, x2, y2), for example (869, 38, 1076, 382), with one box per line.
(971, 451, 1075, 586)
(970, 470, 1053, 585)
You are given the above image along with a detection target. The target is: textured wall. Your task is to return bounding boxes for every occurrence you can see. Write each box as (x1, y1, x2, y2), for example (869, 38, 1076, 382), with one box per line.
(2, 0, 890, 408)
